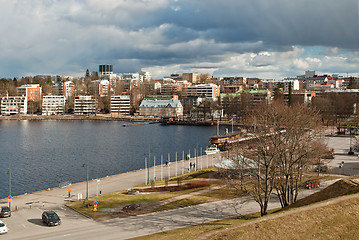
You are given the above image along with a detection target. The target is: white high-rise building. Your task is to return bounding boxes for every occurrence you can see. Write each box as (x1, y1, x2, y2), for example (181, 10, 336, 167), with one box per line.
(1, 96, 27, 115)
(110, 95, 131, 115)
(42, 96, 65, 115)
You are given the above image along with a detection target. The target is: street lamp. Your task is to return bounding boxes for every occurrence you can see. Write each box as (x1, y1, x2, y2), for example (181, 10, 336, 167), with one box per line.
(348, 127, 354, 155)
(82, 157, 89, 200)
(144, 145, 151, 184)
(193, 143, 198, 171)
(96, 179, 100, 197)
(7, 159, 11, 210)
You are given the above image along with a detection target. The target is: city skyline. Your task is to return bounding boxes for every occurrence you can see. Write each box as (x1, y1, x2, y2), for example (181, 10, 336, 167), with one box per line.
(0, 0, 358, 79)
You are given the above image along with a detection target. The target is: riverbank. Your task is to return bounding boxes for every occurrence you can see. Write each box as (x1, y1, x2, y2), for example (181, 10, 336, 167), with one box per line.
(0, 114, 160, 122)
(0, 151, 225, 209)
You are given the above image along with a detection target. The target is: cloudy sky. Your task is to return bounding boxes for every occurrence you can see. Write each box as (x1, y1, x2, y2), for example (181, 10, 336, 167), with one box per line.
(1, 0, 359, 79)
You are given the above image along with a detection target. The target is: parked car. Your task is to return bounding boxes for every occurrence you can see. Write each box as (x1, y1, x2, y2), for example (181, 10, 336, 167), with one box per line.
(42, 211, 61, 226)
(0, 207, 11, 218)
(0, 220, 8, 234)
(303, 179, 320, 189)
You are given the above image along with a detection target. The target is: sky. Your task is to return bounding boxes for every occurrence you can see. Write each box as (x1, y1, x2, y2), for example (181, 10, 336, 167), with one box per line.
(0, 0, 359, 79)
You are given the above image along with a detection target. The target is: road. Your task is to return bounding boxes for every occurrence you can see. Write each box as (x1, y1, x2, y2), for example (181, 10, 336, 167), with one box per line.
(1, 135, 358, 239)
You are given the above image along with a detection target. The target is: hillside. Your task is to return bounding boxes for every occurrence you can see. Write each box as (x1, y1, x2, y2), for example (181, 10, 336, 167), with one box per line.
(200, 178, 359, 240)
(132, 178, 359, 240)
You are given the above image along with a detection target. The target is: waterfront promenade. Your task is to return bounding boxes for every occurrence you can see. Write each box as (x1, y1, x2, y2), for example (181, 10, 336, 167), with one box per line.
(2, 134, 359, 239)
(1, 151, 223, 211)
(1, 151, 226, 239)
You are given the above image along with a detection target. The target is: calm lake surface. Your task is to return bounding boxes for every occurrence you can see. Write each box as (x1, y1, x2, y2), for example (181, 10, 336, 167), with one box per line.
(0, 120, 227, 199)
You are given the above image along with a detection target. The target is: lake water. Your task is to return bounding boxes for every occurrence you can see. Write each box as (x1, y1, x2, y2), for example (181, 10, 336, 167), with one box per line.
(0, 120, 227, 199)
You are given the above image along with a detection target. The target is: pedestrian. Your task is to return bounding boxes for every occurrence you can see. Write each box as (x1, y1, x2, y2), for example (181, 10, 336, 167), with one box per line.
(165, 160, 168, 166)
(193, 163, 196, 170)
(168, 161, 171, 167)
(190, 162, 192, 169)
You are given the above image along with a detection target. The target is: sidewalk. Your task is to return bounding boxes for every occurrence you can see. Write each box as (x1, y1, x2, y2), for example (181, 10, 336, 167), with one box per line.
(1, 152, 224, 212)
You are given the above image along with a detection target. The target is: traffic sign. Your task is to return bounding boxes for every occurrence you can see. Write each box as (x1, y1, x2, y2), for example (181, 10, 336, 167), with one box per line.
(8, 196, 12, 202)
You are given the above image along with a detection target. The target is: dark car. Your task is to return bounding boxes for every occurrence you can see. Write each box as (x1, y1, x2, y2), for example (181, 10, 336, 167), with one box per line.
(42, 211, 61, 226)
(303, 179, 320, 189)
(0, 207, 11, 218)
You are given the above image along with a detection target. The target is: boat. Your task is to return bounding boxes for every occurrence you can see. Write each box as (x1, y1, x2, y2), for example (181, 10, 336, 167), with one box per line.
(205, 146, 220, 155)
(209, 131, 242, 151)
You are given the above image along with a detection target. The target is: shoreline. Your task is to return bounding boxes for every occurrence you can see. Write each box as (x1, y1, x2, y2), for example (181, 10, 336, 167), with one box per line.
(0, 153, 224, 210)
(0, 114, 160, 122)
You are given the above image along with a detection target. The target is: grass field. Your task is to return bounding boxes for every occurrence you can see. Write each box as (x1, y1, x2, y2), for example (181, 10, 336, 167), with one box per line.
(130, 177, 359, 240)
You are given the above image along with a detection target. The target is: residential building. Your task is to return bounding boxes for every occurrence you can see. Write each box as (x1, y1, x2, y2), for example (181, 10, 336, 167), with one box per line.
(89, 80, 110, 96)
(110, 95, 131, 115)
(222, 77, 246, 86)
(220, 89, 272, 116)
(1, 96, 27, 115)
(182, 84, 220, 100)
(63, 81, 75, 99)
(261, 80, 300, 91)
(74, 96, 98, 115)
(17, 84, 42, 101)
(140, 81, 161, 95)
(139, 99, 183, 117)
(182, 73, 201, 84)
(53, 80, 75, 99)
(139, 71, 152, 82)
(42, 95, 65, 115)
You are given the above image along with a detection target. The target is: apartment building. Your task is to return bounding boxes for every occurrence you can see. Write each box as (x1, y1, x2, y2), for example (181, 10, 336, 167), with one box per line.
(139, 99, 183, 117)
(220, 89, 272, 116)
(74, 96, 98, 115)
(53, 81, 74, 99)
(1, 96, 27, 115)
(17, 84, 42, 101)
(42, 95, 65, 115)
(89, 80, 110, 96)
(183, 84, 220, 100)
(110, 95, 131, 115)
(63, 81, 75, 99)
(182, 73, 201, 84)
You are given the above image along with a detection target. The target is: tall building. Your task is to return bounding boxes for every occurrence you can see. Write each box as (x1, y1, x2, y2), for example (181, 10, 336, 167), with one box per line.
(110, 95, 131, 115)
(42, 96, 65, 115)
(17, 84, 42, 101)
(74, 96, 98, 115)
(183, 84, 220, 100)
(182, 73, 201, 84)
(89, 80, 110, 96)
(63, 81, 75, 99)
(1, 96, 27, 115)
(99, 64, 114, 75)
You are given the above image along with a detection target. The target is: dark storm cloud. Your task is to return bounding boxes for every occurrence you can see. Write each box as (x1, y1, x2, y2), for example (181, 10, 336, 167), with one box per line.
(0, 0, 358, 78)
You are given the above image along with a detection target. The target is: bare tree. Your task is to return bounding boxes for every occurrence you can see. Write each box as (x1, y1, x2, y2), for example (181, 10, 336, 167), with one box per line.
(225, 102, 327, 215)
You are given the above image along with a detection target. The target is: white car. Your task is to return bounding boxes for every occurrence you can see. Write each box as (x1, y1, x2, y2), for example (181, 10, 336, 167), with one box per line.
(0, 220, 8, 234)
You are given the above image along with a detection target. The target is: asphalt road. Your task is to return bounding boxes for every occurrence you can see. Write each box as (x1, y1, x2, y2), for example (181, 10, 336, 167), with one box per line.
(1, 135, 357, 240)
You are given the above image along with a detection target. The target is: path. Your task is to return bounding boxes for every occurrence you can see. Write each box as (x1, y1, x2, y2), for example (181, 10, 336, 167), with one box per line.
(2, 134, 358, 240)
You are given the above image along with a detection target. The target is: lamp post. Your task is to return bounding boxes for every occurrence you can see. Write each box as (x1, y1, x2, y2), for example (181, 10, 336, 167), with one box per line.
(144, 145, 151, 184)
(148, 146, 150, 184)
(82, 157, 89, 200)
(231, 118, 234, 133)
(96, 179, 100, 197)
(348, 127, 354, 155)
(8, 159, 11, 210)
